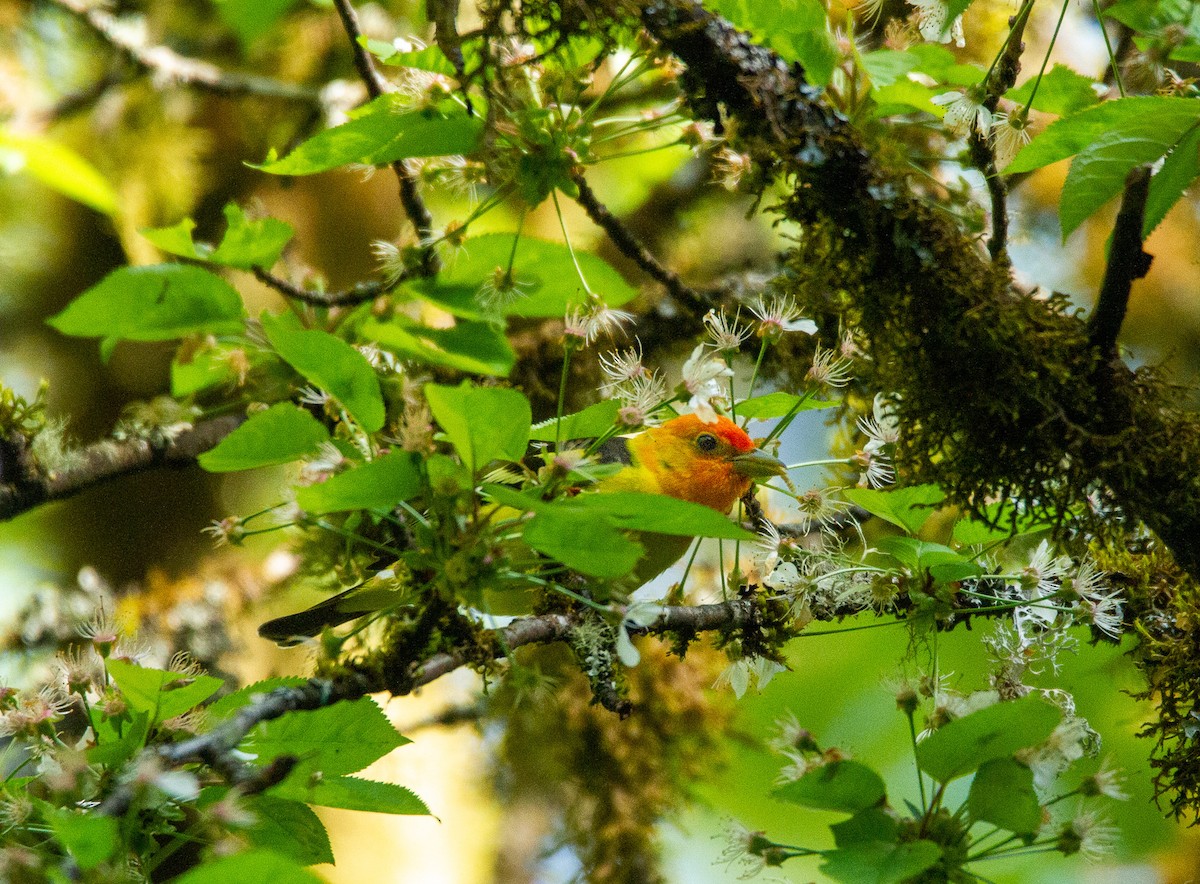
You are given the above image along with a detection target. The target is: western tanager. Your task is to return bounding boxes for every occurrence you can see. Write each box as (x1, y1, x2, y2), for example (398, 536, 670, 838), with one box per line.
(259, 414, 786, 643)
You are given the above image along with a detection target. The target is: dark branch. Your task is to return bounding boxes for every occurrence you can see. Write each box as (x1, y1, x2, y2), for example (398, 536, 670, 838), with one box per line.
(570, 169, 713, 309)
(0, 415, 244, 523)
(50, 0, 319, 106)
(968, 2, 1032, 264)
(252, 266, 391, 308)
(1089, 165, 1153, 356)
(330, 0, 440, 275)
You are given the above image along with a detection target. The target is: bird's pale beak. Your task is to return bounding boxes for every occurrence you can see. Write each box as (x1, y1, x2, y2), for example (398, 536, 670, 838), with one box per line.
(732, 448, 788, 481)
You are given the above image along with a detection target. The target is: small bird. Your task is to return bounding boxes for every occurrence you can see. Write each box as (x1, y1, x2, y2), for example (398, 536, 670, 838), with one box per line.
(259, 414, 786, 643)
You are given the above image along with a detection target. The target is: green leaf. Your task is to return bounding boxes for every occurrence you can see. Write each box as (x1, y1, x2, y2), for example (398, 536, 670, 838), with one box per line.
(820, 840, 942, 884)
(375, 43, 460, 75)
(244, 796, 334, 866)
(860, 50, 920, 88)
(47, 264, 245, 345)
(272, 775, 430, 815)
(0, 129, 117, 214)
(411, 233, 639, 318)
(943, 0, 974, 32)
(915, 695, 1061, 782)
(1171, 44, 1200, 62)
(529, 400, 621, 442)
(1004, 65, 1100, 117)
(772, 760, 887, 814)
(523, 508, 645, 578)
(952, 502, 1052, 545)
(171, 346, 238, 397)
(296, 451, 422, 514)
(142, 203, 294, 270)
(577, 492, 758, 541)
(106, 659, 223, 727)
(1144, 122, 1200, 237)
(248, 696, 409, 779)
(875, 536, 967, 575)
(44, 806, 119, 871)
(206, 677, 308, 721)
(780, 27, 839, 88)
(255, 96, 483, 175)
(870, 81, 946, 119)
(362, 315, 516, 376)
(214, 0, 301, 46)
(1007, 96, 1200, 174)
(425, 382, 531, 473)
(843, 484, 945, 534)
(172, 849, 324, 884)
(968, 758, 1041, 834)
(736, 392, 837, 420)
(831, 808, 899, 847)
(261, 312, 385, 432)
(704, 0, 835, 86)
(86, 711, 150, 767)
(1059, 126, 1187, 239)
(198, 403, 330, 472)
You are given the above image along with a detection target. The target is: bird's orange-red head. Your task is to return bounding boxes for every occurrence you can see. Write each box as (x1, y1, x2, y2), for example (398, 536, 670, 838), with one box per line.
(600, 414, 785, 513)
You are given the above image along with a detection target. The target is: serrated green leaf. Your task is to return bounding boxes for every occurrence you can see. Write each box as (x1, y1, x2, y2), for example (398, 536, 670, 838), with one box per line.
(1144, 122, 1200, 237)
(142, 204, 293, 270)
(296, 451, 422, 514)
(248, 696, 408, 778)
(820, 840, 942, 884)
(1004, 65, 1100, 116)
(870, 81, 945, 119)
(106, 659, 224, 727)
(261, 312, 385, 431)
(0, 129, 117, 214)
(523, 508, 645, 578)
(255, 96, 482, 175)
(915, 695, 1061, 782)
(1007, 96, 1200, 174)
(411, 233, 639, 318)
(736, 392, 837, 420)
(529, 400, 621, 442)
(968, 758, 1041, 834)
(577, 492, 758, 540)
(773, 760, 887, 814)
(272, 775, 430, 815)
(244, 796, 334, 865)
(172, 849, 324, 884)
(206, 677, 309, 721)
(43, 805, 119, 870)
(843, 484, 945, 534)
(198, 403, 330, 472)
(425, 382, 531, 473)
(86, 711, 150, 767)
(1060, 127, 1182, 239)
(362, 315, 516, 376)
(47, 264, 245, 345)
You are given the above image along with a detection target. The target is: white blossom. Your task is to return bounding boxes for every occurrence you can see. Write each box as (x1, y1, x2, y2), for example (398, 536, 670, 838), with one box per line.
(681, 344, 733, 423)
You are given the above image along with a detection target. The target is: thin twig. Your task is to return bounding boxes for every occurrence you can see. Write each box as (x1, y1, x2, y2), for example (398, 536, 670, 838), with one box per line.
(329, 0, 440, 275)
(0, 415, 244, 523)
(1088, 165, 1153, 356)
(49, 0, 319, 106)
(569, 168, 712, 308)
(968, 1, 1033, 265)
(252, 266, 391, 308)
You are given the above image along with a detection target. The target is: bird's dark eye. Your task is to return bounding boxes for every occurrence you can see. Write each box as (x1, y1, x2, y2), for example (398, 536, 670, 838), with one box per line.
(696, 433, 718, 452)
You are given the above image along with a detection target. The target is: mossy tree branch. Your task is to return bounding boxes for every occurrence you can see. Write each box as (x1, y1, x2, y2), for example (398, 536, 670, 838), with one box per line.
(633, 0, 1200, 578)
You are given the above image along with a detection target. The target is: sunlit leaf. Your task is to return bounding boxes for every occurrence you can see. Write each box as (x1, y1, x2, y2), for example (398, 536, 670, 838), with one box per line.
(411, 233, 639, 318)
(528, 400, 621, 442)
(362, 316, 516, 376)
(172, 849, 324, 884)
(271, 775, 429, 815)
(773, 760, 887, 813)
(255, 96, 482, 175)
(244, 796, 334, 866)
(198, 404, 330, 472)
(295, 451, 422, 514)
(843, 484, 945, 534)
(1004, 65, 1100, 116)
(820, 840, 942, 884)
(0, 129, 117, 214)
(142, 204, 294, 270)
(425, 382, 531, 472)
(968, 758, 1041, 834)
(1144, 123, 1200, 237)
(42, 805, 119, 871)
(105, 659, 224, 727)
(47, 265, 245, 346)
(915, 695, 1061, 782)
(262, 312, 385, 432)
(736, 392, 837, 420)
